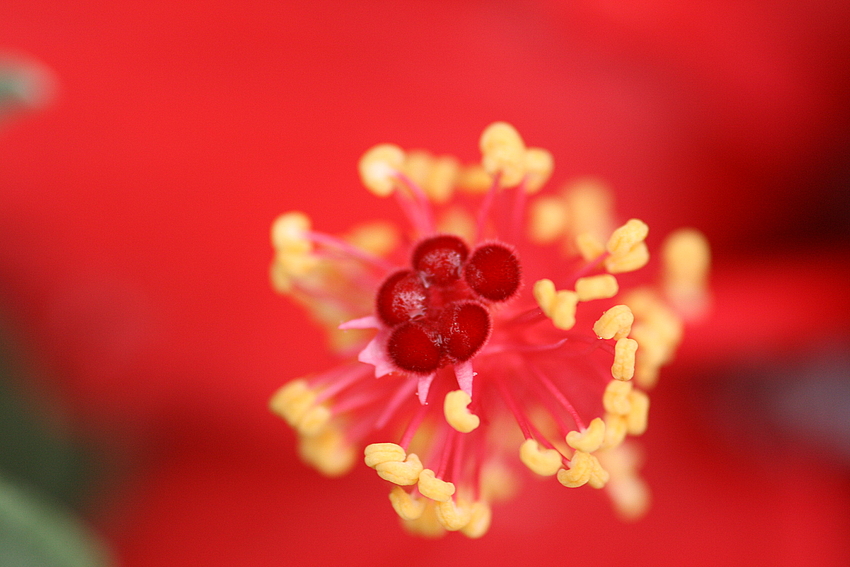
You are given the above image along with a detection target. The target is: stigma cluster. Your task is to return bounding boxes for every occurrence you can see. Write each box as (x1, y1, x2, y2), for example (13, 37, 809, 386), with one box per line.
(269, 122, 710, 537)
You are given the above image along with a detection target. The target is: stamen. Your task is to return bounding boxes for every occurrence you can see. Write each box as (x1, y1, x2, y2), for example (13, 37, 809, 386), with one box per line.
(566, 417, 606, 454)
(358, 144, 405, 197)
(297, 425, 356, 477)
(593, 304, 634, 340)
(523, 147, 554, 194)
(389, 486, 426, 520)
(435, 498, 473, 531)
(575, 274, 619, 302)
(443, 390, 481, 433)
(603, 380, 634, 416)
(519, 439, 563, 476)
(460, 501, 492, 538)
(479, 121, 527, 188)
(625, 389, 650, 435)
(611, 337, 638, 381)
(418, 469, 456, 502)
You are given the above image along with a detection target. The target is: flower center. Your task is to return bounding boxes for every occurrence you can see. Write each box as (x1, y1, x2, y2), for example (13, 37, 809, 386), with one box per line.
(378, 235, 521, 373)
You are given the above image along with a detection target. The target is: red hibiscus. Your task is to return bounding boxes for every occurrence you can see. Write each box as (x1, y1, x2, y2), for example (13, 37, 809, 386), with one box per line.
(1, 1, 848, 566)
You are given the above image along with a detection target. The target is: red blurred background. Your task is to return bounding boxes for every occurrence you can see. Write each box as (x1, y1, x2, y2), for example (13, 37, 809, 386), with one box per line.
(1, 1, 849, 565)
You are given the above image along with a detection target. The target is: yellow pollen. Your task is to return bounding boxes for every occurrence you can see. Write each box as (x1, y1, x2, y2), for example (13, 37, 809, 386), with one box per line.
(443, 390, 481, 433)
(271, 212, 312, 253)
(565, 178, 615, 243)
(611, 337, 638, 380)
(603, 380, 634, 416)
(297, 404, 331, 437)
(436, 206, 476, 244)
(418, 469, 456, 502)
(435, 498, 474, 531)
(533, 278, 557, 317)
(606, 219, 649, 257)
(457, 163, 493, 194)
(597, 443, 650, 520)
(401, 501, 446, 538)
(551, 290, 579, 331)
(523, 147, 554, 193)
(425, 155, 460, 203)
(401, 149, 432, 189)
(625, 390, 650, 436)
(389, 486, 426, 521)
(605, 241, 650, 274)
(575, 274, 619, 302)
(556, 450, 605, 489)
(358, 143, 406, 197)
(575, 232, 606, 261)
(528, 196, 568, 244)
(364, 442, 407, 468)
(601, 413, 628, 450)
(345, 221, 399, 257)
(588, 457, 610, 489)
(376, 453, 424, 486)
(519, 439, 563, 476)
(270, 379, 316, 429)
(662, 228, 711, 319)
(566, 417, 606, 454)
(593, 304, 634, 340)
(460, 501, 492, 538)
(479, 121, 527, 188)
(297, 426, 356, 477)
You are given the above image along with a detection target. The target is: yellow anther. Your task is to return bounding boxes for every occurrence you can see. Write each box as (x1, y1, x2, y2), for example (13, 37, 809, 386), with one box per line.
(519, 439, 562, 476)
(625, 389, 650, 436)
(418, 469, 456, 502)
(364, 442, 406, 468)
(523, 147, 554, 193)
(662, 228, 711, 319)
(297, 426, 356, 477)
(376, 453, 424, 486)
(556, 450, 595, 488)
(605, 241, 649, 273)
(551, 290, 579, 331)
(457, 163, 493, 194)
(358, 143, 405, 197)
(270, 379, 316, 428)
(297, 404, 331, 437)
(270, 212, 312, 253)
(401, 149, 432, 188)
(662, 228, 711, 290)
(597, 443, 650, 520)
(601, 413, 629, 450)
(528, 196, 568, 243)
(566, 417, 606, 454)
(603, 380, 633, 416)
(480, 461, 519, 503)
(388, 486, 426, 521)
(612, 338, 638, 381)
(575, 232, 606, 261)
(269, 260, 293, 293)
(479, 121, 527, 187)
(606, 219, 649, 257)
(436, 208, 476, 245)
(565, 178, 615, 241)
(443, 390, 480, 433)
(460, 501, 492, 538)
(533, 278, 557, 317)
(435, 498, 473, 531)
(593, 304, 634, 340)
(345, 221, 399, 257)
(400, 500, 445, 538)
(425, 155, 459, 203)
(588, 457, 610, 489)
(575, 274, 619, 302)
